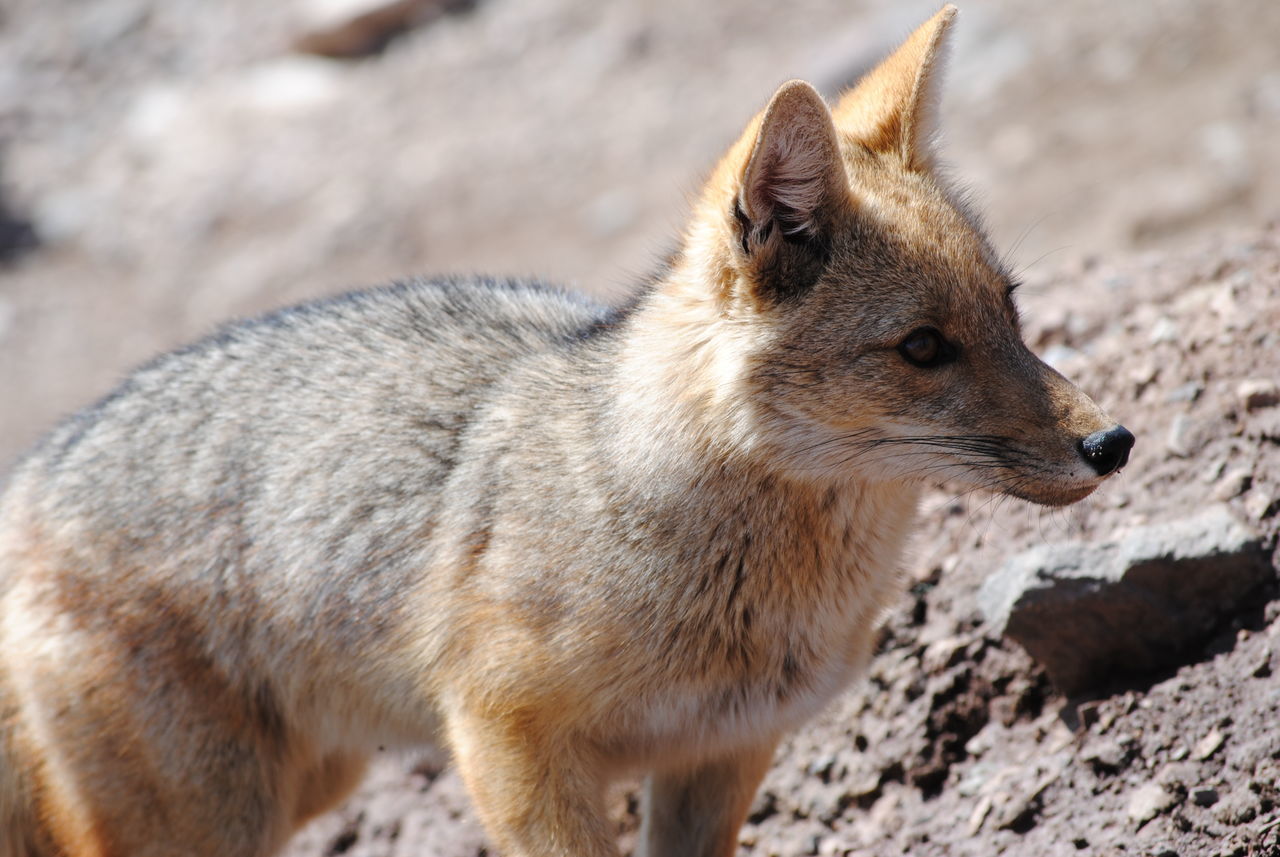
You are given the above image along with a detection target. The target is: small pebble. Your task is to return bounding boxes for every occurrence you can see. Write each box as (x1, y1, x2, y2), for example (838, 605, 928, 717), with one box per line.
(1193, 728, 1225, 761)
(1082, 738, 1128, 773)
(1214, 792, 1259, 825)
(1211, 467, 1251, 500)
(1150, 316, 1180, 345)
(967, 795, 993, 836)
(1166, 414, 1194, 457)
(1127, 782, 1178, 824)
(1238, 379, 1280, 411)
(1243, 489, 1278, 521)
(1165, 381, 1203, 404)
(1251, 649, 1272, 678)
(1192, 787, 1220, 807)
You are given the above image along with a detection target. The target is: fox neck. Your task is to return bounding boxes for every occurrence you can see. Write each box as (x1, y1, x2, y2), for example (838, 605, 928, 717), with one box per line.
(612, 273, 756, 459)
(611, 259, 911, 508)
(608, 284, 920, 696)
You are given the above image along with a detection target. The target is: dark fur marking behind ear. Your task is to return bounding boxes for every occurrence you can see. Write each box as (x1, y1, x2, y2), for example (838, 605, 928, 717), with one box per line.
(732, 198, 755, 257)
(733, 191, 835, 305)
(750, 226, 832, 304)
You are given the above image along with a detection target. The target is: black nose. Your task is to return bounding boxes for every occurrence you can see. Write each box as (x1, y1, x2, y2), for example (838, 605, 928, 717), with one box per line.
(1077, 425, 1135, 476)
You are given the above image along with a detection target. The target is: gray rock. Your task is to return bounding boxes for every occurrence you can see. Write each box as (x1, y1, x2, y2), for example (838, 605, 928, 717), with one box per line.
(1081, 737, 1130, 774)
(1150, 316, 1180, 345)
(978, 505, 1272, 694)
(293, 0, 469, 59)
(1213, 791, 1259, 825)
(1166, 413, 1195, 458)
(1238, 378, 1280, 411)
(1211, 467, 1251, 501)
(1192, 728, 1225, 761)
(1156, 762, 1198, 789)
(1242, 488, 1279, 522)
(1165, 381, 1204, 404)
(1127, 782, 1179, 824)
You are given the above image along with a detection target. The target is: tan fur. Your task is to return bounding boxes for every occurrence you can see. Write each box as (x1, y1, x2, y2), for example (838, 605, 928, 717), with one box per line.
(0, 6, 1130, 856)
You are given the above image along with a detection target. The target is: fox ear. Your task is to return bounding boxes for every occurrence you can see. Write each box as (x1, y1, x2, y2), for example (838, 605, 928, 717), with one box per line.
(735, 80, 846, 301)
(832, 4, 957, 172)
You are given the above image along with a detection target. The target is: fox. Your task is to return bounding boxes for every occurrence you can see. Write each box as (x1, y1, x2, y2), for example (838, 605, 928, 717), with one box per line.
(0, 6, 1134, 857)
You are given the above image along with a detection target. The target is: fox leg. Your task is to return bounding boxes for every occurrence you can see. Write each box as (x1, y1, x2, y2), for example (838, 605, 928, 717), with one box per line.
(14, 679, 361, 857)
(637, 740, 778, 857)
(446, 706, 618, 857)
(8, 689, 293, 857)
(12, 672, 297, 857)
(1, 583, 296, 857)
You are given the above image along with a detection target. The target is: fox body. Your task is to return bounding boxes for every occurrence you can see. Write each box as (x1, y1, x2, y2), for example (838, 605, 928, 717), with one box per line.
(0, 7, 1131, 857)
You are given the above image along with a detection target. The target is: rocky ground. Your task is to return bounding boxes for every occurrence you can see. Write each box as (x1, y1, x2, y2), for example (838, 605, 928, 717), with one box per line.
(2, 1, 1278, 856)
(737, 225, 1280, 857)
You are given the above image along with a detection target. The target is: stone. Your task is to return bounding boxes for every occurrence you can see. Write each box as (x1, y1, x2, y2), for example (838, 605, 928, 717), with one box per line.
(1242, 489, 1279, 521)
(1211, 468, 1252, 501)
(293, 0, 472, 59)
(1192, 728, 1225, 761)
(1156, 762, 1198, 789)
(967, 794, 993, 835)
(1192, 787, 1220, 807)
(1127, 782, 1179, 824)
(978, 505, 1272, 694)
(921, 636, 967, 672)
(1166, 413, 1199, 457)
(1213, 791, 1259, 825)
(1238, 379, 1280, 411)
(1225, 733, 1280, 771)
(0, 189, 38, 263)
(1165, 381, 1204, 404)
(1150, 316, 1180, 345)
(1081, 738, 1129, 774)
(0, 297, 14, 346)
(1077, 700, 1103, 730)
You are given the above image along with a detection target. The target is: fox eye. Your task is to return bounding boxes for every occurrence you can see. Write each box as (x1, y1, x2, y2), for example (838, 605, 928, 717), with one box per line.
(898, 327, 954, 368)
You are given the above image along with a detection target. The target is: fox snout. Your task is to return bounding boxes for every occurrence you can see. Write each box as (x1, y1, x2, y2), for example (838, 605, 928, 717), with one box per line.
(984, 359, 1135, 507)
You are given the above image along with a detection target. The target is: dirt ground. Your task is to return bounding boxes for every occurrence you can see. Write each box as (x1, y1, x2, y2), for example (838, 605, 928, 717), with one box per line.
(2, 1, 1278, 855)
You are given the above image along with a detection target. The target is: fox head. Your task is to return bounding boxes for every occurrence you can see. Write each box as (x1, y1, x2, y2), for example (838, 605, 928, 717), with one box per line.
(654, 5, 1132, 506)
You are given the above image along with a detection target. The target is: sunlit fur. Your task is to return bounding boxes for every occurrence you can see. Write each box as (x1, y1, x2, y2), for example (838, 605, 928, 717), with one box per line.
(0, 7, 1125, 857)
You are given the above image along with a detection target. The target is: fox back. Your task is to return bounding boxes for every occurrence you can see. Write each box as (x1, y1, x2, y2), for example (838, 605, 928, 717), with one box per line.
(0, 7, 1131, 857)
(0, 280, 618, 853)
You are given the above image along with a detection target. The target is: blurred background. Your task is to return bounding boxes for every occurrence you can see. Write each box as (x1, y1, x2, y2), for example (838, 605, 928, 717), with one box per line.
(1, 0, 1278, 464)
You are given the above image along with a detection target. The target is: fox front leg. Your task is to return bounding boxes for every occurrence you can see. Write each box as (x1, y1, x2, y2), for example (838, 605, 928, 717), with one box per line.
(446, 706, 619, 857)
(637, 741, 779, 857)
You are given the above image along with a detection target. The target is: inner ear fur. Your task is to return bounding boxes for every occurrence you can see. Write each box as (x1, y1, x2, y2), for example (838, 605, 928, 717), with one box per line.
(735, 80, 848, 302)
(833, 4, 957, 172)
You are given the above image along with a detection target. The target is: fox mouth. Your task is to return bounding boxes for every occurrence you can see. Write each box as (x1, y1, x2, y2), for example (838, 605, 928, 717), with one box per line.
(1004, 480, 1100, 507)
(858, 432, 1116, 507)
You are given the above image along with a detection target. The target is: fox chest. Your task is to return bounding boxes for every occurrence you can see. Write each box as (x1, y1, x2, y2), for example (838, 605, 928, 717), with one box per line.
(622, 601, 883, 765)
(628, 507, 911, 752)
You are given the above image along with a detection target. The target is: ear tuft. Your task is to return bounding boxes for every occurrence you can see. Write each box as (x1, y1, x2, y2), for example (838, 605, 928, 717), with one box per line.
(740, 80, 844, 241)
(731, 80, 847, 302)
(833, 4, 957, 171)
